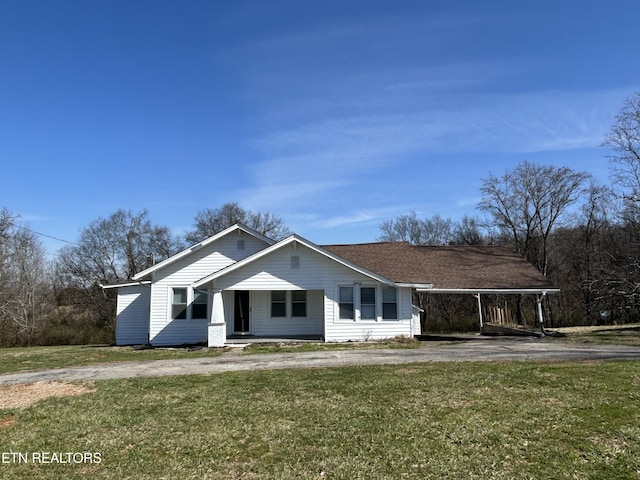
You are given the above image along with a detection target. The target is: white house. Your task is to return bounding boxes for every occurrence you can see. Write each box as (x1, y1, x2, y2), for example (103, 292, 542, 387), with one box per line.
(104, 223, 558, 347)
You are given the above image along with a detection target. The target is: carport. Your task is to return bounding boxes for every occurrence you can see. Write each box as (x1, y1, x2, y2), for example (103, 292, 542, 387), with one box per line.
(415, 287, 559, 336)
(323, 243, 559, 336)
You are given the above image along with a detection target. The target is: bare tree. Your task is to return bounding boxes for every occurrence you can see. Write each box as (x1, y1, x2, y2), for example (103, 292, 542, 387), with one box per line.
(57, 209, 182, 286)
(549, 182, 615, 324)
(185, 202, 291, 244)
(379, 211, 424, 244)
(379, 212, 454, 245)
(604, 92, 640, 202)
(56, 209, 183, 331)
(478, 160, 591, 276)
(0, 210, 52, 345)
(451, 215, 489, 245)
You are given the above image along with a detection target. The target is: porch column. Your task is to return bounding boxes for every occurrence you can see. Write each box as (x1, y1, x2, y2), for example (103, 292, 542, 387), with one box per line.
(537, 294, 546, 337)
(208, 289, 226, 347)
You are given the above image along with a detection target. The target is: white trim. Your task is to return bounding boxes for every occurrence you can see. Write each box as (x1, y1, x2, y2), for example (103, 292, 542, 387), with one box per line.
(192, 234, 395, 288)
(101, 281, 151, 290)
(396, 283, 433, 289)
(419, 288, 560, 295)
(132, 224, 275, 281)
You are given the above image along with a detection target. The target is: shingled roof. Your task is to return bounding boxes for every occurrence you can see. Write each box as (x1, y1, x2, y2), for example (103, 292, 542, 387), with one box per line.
(322, 242, 557, 291)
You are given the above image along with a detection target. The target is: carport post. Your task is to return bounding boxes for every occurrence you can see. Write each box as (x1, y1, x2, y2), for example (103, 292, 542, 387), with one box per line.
(537, 293, 546, 337)
(476, 293, 483, 329)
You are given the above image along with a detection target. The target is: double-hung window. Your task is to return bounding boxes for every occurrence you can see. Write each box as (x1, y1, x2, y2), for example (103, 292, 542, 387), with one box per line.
(382, 287, 398, 320)
(171, 288, 209, 320)
(192, 289, 209, 320)
(172, 288, 188, 320)
(291, 291, 307, 317)
(360, 287, 376, 320)
(339, 286, 355, 320)
(271, 291, 308, 318)
(271, 291, 287, 317)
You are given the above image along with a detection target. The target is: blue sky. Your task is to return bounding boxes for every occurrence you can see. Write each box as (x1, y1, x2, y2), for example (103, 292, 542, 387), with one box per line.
(2, 0, 639, 254)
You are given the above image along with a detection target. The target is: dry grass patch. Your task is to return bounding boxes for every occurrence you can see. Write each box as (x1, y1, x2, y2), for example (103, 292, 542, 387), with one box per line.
(548, 323, 640, 346)
(0, 381, 95, 409)
(0, 414, 16, 428)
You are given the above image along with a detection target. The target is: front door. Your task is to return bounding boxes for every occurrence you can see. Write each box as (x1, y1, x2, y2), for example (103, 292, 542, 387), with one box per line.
(234, 290, 250, 334)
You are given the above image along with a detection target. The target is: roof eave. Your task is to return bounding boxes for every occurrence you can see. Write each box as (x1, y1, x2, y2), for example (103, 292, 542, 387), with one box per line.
(395, 283, 434, 289)
(100, 281, 152, 290)
(418, 288, 560, 295)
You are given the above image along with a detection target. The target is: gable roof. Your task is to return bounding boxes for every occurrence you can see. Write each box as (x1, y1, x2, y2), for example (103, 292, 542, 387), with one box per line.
(192, 234, 399, 288)
(322, 242, 558, 293)
(132, 224, 275, 281)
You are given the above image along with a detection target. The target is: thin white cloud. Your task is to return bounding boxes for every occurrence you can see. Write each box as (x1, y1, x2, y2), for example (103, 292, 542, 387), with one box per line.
(309, 209, 395, 229)
(240, 86, 637, 216)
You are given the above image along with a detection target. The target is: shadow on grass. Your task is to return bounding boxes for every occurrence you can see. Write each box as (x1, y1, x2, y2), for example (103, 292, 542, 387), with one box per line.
(593, 325, 640, 334)
(76, 343, 210, 352)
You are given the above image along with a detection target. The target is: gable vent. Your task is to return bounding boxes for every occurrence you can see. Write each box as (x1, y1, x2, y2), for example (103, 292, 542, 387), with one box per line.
(291, 255, 300, 269)
(237, 239, 245, 250)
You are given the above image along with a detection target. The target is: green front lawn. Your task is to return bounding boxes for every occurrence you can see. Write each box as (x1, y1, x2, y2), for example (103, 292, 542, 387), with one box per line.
(0, 345, 222, 375)
(1, 361, 639, 479)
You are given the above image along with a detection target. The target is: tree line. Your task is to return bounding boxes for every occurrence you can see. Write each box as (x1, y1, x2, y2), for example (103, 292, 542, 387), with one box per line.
(1, 92, 639, 345)
(381, 93, 640, 332)
(0, 203, 290, 347)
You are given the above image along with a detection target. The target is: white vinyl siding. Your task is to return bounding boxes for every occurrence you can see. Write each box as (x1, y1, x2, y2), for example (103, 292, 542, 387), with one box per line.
(148, 232, 269, 346)
(115, 285, 150, 345)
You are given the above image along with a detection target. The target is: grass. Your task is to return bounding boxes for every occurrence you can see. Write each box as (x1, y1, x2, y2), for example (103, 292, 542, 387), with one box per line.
(0, 345, 223, 375)
(0, 337, 421, 374)
(242, 335, 422, 354)
(1, 361, 639, 479)
(1, 326, 638, 375)
(548, 323, 640, 347)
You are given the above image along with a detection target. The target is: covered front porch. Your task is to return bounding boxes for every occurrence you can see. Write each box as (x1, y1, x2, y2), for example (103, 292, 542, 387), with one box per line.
(206, 288, 326, 347)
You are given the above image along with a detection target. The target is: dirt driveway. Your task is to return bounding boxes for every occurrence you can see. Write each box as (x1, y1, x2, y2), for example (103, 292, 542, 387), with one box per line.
(1, 337, 640, 386)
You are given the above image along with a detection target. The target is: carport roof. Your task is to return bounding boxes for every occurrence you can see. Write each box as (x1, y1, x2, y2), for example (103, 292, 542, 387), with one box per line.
(322, 242, 558, 292)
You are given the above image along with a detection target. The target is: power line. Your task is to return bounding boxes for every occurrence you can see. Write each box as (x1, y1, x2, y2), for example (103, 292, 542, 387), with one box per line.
(7, 221, 81, 247)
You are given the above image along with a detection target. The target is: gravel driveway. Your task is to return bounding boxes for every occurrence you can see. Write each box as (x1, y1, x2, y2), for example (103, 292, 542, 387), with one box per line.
(2, 337, 640, 386)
